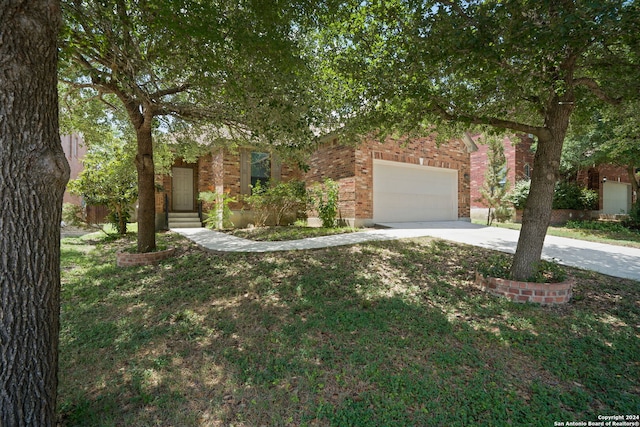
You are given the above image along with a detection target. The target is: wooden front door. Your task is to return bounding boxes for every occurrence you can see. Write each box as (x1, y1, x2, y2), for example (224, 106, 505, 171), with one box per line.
(172, 167, 194, 211)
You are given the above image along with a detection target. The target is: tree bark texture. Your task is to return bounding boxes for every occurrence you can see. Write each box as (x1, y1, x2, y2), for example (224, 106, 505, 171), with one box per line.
(510, 100, 573, 280)
(132, 107, 157, 253)
(0, 1, 68, 426)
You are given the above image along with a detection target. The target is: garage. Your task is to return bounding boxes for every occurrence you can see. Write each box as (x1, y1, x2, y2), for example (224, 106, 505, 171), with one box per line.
(373, 159, 458, 223)
(602, 181, 631, 215)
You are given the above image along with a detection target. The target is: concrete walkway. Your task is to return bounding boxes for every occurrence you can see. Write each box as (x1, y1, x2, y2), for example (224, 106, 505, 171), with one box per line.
(173, 221, 640, 281)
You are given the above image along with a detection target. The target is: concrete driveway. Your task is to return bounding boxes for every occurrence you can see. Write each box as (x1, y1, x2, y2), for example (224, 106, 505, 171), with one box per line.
(175, 221, 640, 281)
(378, 221, 640, 281)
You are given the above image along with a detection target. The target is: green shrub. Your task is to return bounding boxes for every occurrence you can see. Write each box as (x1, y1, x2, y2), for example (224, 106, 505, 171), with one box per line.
(243, 180, 306, 227)
(107, 209, 131, 235)
(506, 180, 598, 211)
(199, 191, 236, 229)
(553, 182, 598, 210)
(493, 204, 514, 223)
(309, 178, 340, 228)
(62, 203, 86, 227)
(505, 180, 530, 210)
(579, 187, 599, 210)
(565, 220, 629, 233)
(624, 201, 640, 230)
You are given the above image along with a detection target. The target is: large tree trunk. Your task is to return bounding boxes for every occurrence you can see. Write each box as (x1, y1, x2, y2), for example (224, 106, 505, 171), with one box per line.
(134, 115, 157, 253)
(0, 1, 69, 425)
(510, 101, 573, 280)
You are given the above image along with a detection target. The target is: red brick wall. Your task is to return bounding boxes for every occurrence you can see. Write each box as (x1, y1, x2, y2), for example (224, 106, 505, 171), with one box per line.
(515, 136, 535, 180)
(305, 140, 356, 182)
(222, 150, 242, 208)
(593, 165, 633, 185)
(61, 133, 88, 205)
(304, 140, 358, 221)
(197, 152, 215, 193)
(577, 165, 634, 188)
(475, 272, 573, 305)
(155, 174, 170, 215)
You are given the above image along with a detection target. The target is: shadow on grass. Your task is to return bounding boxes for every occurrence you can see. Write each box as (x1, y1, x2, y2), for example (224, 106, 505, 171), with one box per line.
(58, 235, 640, 426)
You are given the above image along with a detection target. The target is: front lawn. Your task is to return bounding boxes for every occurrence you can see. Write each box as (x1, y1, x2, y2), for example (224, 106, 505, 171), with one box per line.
(227, 225, 363, 241)
(474, 219, 640, 249)
(58, 232, 639, 426)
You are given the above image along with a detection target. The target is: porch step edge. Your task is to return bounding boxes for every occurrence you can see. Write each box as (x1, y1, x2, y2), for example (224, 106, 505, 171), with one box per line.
(169, 222, 203, 228)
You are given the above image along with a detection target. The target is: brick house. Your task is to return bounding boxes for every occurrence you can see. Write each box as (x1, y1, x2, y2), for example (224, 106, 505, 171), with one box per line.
(471, 134, 635, 220)
(304, 135, 472, 227)
(155, 134, 473, 229)
(576, 165, 636, 215)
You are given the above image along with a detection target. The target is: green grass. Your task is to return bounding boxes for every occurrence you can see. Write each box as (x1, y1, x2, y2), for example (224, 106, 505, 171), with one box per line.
(473, 219, 640, 249)
(58, 232, 640, 426)
(227, 225, 363, 241)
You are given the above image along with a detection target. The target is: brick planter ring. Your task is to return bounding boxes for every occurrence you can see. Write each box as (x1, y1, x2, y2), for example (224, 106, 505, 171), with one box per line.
(116, 247, 176, 267)
(475, 272, 574, 305)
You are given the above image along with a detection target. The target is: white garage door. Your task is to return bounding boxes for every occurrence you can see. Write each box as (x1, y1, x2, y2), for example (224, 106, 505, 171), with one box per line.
(373, 159, 458, 222)
(603, 182, 631, 215)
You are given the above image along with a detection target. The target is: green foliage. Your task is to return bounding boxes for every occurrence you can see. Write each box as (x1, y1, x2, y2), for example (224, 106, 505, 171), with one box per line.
(316, 0, 639, 279)
(62, 203, 86, 227)
(563, 100, 640, 182)
(565, 220, 629, 234)
(626, 201, 640, 229)
(553, 182, 599, 210)
(228, 225, 358, 242)
(578, 188, 600, 211)
(59, 0, 320, 148)
(506, 180, 531, 210)
(309, 178, 340, 228)
(317, 1, 638, 138)
(508, 180, 598, 211)
(478, 254, 567, 284)
(478, 136, 512, 225)
(493, 204, 514, 223)
(60, 0, 323, 252)
(67, 138, 137, 236)
(243, 180, 307, 227)
(59, 235, 639, 424)
(199, 191, 236, 230)
(106, 210, 131, 236)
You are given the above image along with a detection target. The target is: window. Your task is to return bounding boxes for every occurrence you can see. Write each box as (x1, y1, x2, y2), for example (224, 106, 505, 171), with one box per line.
(524, 164, 531, 180)
(240, 149, 281, 194)
(72, 135, 78, 158)
(250, 152, 270, 189)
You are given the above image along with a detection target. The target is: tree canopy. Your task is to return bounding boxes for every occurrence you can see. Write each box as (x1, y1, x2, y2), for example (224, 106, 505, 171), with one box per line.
(563, 100, 640, 193)
(317, 0, 640, 279)
(68, 135, 138, 235)
(60, 0, 321, 252)
(478, 135, 510, 226)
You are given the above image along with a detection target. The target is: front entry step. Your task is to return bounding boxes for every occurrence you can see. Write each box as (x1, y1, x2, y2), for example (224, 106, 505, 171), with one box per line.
(168, 212, 202, 228)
